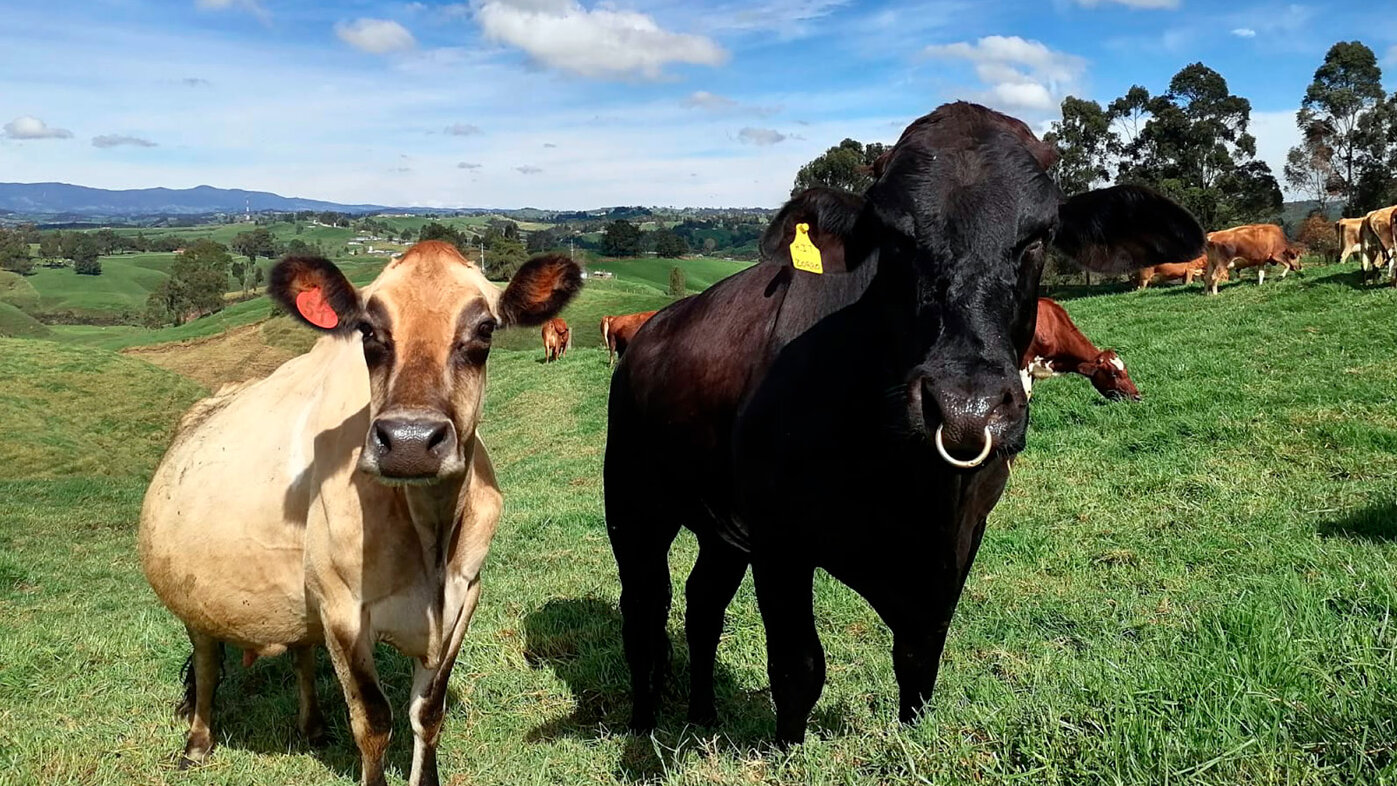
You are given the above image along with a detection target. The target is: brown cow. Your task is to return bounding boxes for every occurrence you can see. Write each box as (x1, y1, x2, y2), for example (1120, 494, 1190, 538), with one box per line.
(1359, 205, 1397, 281)
(1337, 217, 1365, 265)
(1021, 298, 1141, 401)
(542, 317, 571, 362)
(140, 241, 580, 786)
(1204, 224, 1303, 295)
(600, 310, 658, 365)
(1134, 254, 1211, 289)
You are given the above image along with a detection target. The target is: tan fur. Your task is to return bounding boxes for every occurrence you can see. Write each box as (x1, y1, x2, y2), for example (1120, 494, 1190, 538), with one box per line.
(1134, 254, 1210, 289)
(1203, 224, 1301, 295)
(1359, 206, 1397, 278)
(141, 241, 519, 786)
(1337, 217, 1365, 265)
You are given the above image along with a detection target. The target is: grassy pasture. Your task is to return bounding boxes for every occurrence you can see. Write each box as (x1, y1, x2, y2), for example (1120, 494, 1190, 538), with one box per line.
(2, 264, 1397, 784)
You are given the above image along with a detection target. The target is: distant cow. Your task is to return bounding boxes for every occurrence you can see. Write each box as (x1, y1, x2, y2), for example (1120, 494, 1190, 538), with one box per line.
(1204, 224, 1303, 295)
(1359, 205, 1397, 281)
(1134, 254, 1209, 289)
(1022, 298, 1141, 401)
(140, 241, 580, 785)
(1337, 217, 1365, 265)
(605, 102, 1203, 745)
(542, 317, 571, 362)
(600, 310, 658, 365)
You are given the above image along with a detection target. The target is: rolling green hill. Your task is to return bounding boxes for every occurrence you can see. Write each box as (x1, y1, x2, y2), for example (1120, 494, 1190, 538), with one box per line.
(2, 263, 1397, 784)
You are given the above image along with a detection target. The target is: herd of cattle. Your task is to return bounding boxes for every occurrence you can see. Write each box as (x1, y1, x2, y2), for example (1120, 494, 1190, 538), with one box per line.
(136, 102, 1347, 785)
(1337, 203, 1397, 284)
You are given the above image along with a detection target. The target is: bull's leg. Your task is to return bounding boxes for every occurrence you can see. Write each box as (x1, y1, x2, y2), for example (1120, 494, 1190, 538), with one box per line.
(683, 539, 748, 726)
(406, 577, 481, 786)
(178, 629, 224, 769)
(752, 559, 823, 746)
(293, 646, 327, 746)
(608, 515, 680, 731)
(322, 609, 392, 786)
(1256, 266, 1265, 286)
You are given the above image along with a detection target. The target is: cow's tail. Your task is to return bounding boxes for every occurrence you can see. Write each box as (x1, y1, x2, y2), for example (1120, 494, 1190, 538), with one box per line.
(176, 652, 196, 720)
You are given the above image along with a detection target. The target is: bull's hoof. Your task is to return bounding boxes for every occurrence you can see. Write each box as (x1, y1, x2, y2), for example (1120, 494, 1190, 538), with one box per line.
(300, 717, 329, 748)
(628, 709, 657, 734)
(686, 703, 718, 727)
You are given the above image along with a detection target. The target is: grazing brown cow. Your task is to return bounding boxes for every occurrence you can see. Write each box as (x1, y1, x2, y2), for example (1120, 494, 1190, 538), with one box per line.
(1204, 224, 1303, 295)
(1134, 254, 1210, 289)
(140, 241, 580, 786)
(600, 310, 658, 365)
(1337, 217, 1365, 265)
(1359, 205, 1397, 281)
(542, 317, 571, 362)
(1021, 298, 1141, 401)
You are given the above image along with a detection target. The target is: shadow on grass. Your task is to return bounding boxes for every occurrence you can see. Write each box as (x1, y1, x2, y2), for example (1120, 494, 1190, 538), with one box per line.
(1303, 265, 1386, 290)
(1317, 499, 1397, 541)
(522, 597, 850, 782)
(176, 644, 462, 782)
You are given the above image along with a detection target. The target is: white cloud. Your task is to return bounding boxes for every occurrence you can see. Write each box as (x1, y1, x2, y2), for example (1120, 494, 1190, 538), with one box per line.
(335, 19, 417, 55)
(3, 116, 73, 140)
(1075, 0, 1178, 8)
(195, 0, 269, 23)
(445, 123, 482, 135)
(682, 90, 781, 116)
(543, 142, 557, 147)
(92, 134, 157, 148)
(182, 77, 211, 87)
(1249, 109, 1304, 200)
(1231, 27, 1257, 38)
(475, 0, 727, 79)
(457, 162, 482, 169)
(515, 165, 543, 174)
(737, 127, 787, 146)
(922, 35, 1087, 113)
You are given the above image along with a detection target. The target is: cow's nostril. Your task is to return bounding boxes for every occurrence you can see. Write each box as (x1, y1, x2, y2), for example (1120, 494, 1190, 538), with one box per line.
(426, 423, 452, 455)
(372, 423, 392, 453)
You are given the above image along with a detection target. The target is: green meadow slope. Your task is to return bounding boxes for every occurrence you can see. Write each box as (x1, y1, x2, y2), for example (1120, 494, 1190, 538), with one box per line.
(1, 264, 1396, 784)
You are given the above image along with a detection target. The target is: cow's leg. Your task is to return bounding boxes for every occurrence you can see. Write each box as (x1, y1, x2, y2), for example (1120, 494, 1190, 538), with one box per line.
(407, 577, 481, 786)
(683, 538, 748, 726)
(1256, 265, 1265, 286)
(608, 515, 681, 731)
(293, 646, 327, 746)
(752, 558, 823, 746)
(1184, 269, 1195, 285)
(178, 629, 224, 769)
(322, 608, 392, 786)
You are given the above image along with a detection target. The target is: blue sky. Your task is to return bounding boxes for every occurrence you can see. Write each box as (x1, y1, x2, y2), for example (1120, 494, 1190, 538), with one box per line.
(3, 0, 1395, 209)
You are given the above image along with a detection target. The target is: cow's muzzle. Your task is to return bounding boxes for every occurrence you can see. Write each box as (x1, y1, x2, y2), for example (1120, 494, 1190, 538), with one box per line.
(912, 373, 1027, 467)
(935, 425, 992, 468)
(361, 414, 460, 481)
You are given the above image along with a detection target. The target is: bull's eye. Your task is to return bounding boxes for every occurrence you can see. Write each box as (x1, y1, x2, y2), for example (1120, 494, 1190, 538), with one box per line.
(357, 321, 376, 342)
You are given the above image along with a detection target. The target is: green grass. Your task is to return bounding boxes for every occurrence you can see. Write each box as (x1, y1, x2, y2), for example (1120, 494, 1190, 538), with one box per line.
(587, 257, 751, 295)
(0, 301, 52, 339)
(4, 263, 1397, 784)
(493, 277, 677, 353)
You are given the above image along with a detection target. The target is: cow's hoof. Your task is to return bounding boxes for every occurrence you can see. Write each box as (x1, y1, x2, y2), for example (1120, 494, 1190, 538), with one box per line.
(301, 718, 329, 748)
(628, 710, 657, 734)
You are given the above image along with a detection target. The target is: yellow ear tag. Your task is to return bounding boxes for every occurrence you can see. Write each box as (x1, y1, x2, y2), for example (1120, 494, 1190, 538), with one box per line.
(789, 222, 823, 274)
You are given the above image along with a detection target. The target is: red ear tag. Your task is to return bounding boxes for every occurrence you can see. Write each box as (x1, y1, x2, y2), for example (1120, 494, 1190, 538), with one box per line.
(295, 287, 339, 329)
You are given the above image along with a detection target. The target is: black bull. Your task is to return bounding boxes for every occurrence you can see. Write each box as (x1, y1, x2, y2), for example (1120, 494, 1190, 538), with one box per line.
(604, 102, 1204, 744)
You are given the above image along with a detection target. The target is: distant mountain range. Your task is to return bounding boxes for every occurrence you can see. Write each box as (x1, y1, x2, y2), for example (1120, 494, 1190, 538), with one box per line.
(0, 182, 430, 218)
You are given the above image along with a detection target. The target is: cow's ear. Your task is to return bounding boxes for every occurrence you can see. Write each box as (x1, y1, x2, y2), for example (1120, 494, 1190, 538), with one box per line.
(269, 256, 362, 335)
(498, 253, 583, 327)
(761, 187, 867, 274)
(1054, 185, 1205, 274)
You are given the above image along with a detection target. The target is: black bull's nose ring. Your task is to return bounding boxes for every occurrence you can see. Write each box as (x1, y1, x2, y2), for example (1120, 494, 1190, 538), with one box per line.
(934, 424, 993, 468)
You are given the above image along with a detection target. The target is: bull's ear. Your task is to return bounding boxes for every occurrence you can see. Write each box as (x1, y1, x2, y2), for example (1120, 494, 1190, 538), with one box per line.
(761, 187, 867, 274)
(1054, 185, 1205, 274)
(268, 256, 362, 335)
(498, 254, 583, 327)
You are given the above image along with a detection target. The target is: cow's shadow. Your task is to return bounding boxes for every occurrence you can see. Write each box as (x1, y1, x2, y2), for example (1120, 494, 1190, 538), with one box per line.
(1317, 499, 1397, 541)
(521, 597, 850, 782)
(177, 644, 460, 782)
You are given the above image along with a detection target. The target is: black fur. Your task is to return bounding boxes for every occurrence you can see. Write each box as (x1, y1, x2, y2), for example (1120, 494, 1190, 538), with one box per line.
(176, 652, 195, 720)
(497, 253, 583, 327)
(268, 255, 362, 336)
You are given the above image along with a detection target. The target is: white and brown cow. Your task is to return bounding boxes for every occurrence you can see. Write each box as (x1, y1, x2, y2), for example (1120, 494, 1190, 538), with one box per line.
(1021, 297, 1141, 401)
(140, 240, 580, 786)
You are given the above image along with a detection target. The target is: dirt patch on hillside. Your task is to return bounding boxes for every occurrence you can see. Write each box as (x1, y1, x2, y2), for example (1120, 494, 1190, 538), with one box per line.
(123, 322, 297, 390)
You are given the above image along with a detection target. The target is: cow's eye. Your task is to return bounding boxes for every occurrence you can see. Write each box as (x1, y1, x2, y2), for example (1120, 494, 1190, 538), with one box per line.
(1022, 239, 1045, 258)
(475, 319, 497, 342)
(358, 321, 378, 343)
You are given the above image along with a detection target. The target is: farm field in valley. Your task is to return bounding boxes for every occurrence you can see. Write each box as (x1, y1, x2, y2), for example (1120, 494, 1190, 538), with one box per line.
(2, 263, 1396, 784)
